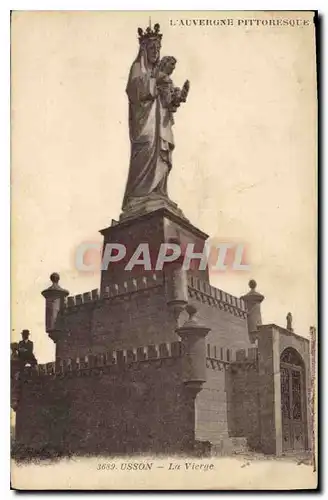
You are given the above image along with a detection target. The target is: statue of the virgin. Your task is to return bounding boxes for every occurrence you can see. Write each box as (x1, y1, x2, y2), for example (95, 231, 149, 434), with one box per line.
(122, 24, 189, 213)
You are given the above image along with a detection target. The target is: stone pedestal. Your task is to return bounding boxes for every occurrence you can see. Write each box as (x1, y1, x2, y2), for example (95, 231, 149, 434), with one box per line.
(99, 207, 209, 291)
(119, 193, 188, 223)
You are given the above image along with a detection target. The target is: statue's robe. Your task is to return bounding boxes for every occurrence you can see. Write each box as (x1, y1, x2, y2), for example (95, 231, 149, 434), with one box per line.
(122, 47, 174, 210)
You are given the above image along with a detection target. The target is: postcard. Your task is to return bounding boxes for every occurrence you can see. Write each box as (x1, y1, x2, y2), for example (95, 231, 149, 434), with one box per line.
(11, 10, 317, 490)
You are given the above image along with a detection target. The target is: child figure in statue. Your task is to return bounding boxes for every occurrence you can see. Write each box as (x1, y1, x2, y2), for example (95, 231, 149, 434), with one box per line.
(154, 56, 190, 198)
(157, 56, 190, 118)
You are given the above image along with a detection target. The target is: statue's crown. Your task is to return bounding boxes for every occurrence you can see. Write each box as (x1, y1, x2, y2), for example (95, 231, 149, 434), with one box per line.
(138, 23, 162, 44)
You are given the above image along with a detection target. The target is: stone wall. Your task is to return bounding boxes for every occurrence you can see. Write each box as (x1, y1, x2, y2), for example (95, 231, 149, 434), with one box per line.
(187, 275, 251, 350)
(55, 273, 178, 360)
(227, 352, 261, 450)
(55, 271, 250, 362)
(15, 342, 194, 456)
(195, 364, 230, 445)
(195, 346, 261, 452)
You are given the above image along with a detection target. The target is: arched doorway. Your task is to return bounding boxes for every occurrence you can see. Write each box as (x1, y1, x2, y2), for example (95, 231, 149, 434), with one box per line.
(280, 348, 307, 452)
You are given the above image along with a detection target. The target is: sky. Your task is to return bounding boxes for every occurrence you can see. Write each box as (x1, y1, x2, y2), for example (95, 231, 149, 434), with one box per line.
(11, 11, 317, 362)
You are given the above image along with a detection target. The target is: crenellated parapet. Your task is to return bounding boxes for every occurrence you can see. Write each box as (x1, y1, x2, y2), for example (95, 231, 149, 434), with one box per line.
(230, 347, 258, 372)
(234, 347, 258, 363)
(205, 344, 258, 372)
(41, 271, 166, 345)
(21, 340, 182, 380)
(187, 275, 247, 319)
(63, 271, 163, 312)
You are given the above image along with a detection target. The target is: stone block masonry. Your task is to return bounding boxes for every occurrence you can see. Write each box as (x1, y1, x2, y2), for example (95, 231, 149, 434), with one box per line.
(15, 342, 195, 456)
(19, 206, 310, 458)
(196, 346, 260, 451)
(54, 269, 249, 361)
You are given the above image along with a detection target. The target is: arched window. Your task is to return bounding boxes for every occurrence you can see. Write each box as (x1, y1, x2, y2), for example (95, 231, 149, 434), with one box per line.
(281, 347, 304, 367)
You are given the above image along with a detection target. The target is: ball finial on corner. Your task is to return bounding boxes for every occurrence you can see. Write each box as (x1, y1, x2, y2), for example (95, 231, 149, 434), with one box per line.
(185, 304, 197, 318)
(50, 272, 60, 284)
(249, 279, 257, 291)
